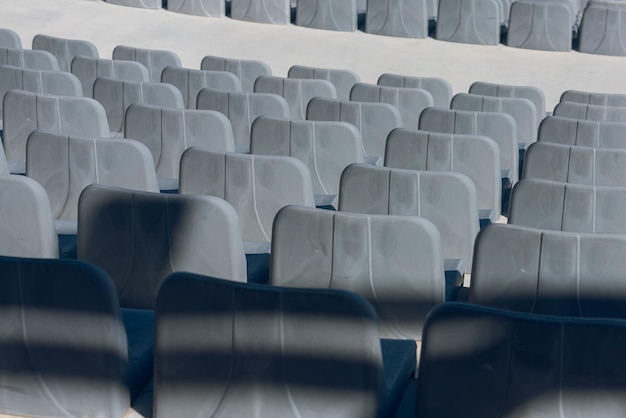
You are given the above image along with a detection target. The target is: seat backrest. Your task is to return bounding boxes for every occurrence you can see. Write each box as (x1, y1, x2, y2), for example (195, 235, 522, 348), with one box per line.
(271, 205, 445, 340)
(385, 128, 501, 219)
(0, 47, 59, 71)
(0, 255, 128, 417)
(161, 66, 242, 108)
(416, 302, 626, 417)
(378, 73, 452, 108)
(419, 107, 519, 183)
(451, 92, 537, 145)
(365, 0, 429, 39)
(470, 223, 626, 317)
(553, 101, 626, 122)
(435, 0, 502, 45)
(254, 75, 337, 120)
(230, 0, 292, 24)
(538, 116, 626, 148)
(26, 130, 159, 221)
(112, 45, 181, 82)
(288, 64, 360, 101)
(350, 83, 434, 129)
(3, 90, 110, 167)
(196, 89, 290, 152)
(32, 34, 98, 72)
(154, 272, 384, 418)
(0, 175, 58, 258)
(523, 141, 626, 186)
(250, 116, 364, 196)
(179, 149, 315, 243)
(0, 28, 21, 49)
(561, 90, 626, 107)
(295, 0, 357, 31)
(470, 80, 546, 119)
(78, 184, 247, 309)
(71, 56, 150, 98)
(307, 97, 403, 160)
(338, 163, 479, 272)
(167, 0, 226, 16)
(92, 77, 185, 133)
(125, 104, 235, 181)
(201, 55, 272, 93)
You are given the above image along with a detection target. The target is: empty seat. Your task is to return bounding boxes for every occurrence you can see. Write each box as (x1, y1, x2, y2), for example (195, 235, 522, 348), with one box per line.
(366, 0, 428, 38)
(451, 92, 538, 145)
(416, 302, 626, 417)
(288, 64, 360, 101)
(561, 90, 626, 107)
(436, 0, 502, 45)
(230, 0, 291, 24)
(167, 0, 225, 16)
(0, 47, 59, 71)
(469, 80, 547, 120)
(71, 56, 150, 98)
(196, 88, 290, 152)
(307, 97, 403, 160)
(385, 128, 502, 221)
(124, 104, 236, 191)
(154, 273, 384, 418)
(553, 101, 626, 122)
(378, 73, 453, 108)
(201, 55, 272, 93)
(105, 0, 160, 9)
(0, 175, 58, 258)
(3, 90, 110, 174)
(32, 34, 98, 72)
(0, 28, 21, 49)
(350, 83, 434, 129)
(161, 66, 242, 108)
(295, 0, 357, 31)
(271, 205, 445, 340)
(92, 77, 185, 133)
(112, 45, 182, 82)
(250, 116, 364, 206)
(0, 256, 130, 417)
(579, 0, 626, 56)
(523, 141, 626, 186)
(26, 130, 160, 235)
(507, 0, 576, 51)
(538, 116, 626, 148)
(254, 75, 337, 120)
(77, 184, 247, 309)
(179, 149, 315, 247)
(339, 163, 479, 272)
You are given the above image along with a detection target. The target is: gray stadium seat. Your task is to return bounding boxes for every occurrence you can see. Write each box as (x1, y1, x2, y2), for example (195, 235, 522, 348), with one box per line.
(179, 149, 315, 247)
(196, 88, 290, 153)
(230, 0, 291, 24)
(201, 55, 272, 93)
(469, 80, 547, 120)
(3, 90, 110, 174)
(0, 47, 59, 71)
(271, 205, 445, 340)
(161, 66, 242, 108)
(288, 64, 360, 101)
(416, 302, 626, 417)
(0, 28, 21, 49)
(254, 75, 337, 120)
(295, 0, 357, 31)
(553, 101, 626, 122)
(32, 34, 98, 72)
(77, 184, 247, 309)
(124, 104, 236, 191)
(560, 90, 626, 107)
(92, 77, 185, 133)
(167, 0, 225, 16)
(378, 73, 453, 108)
(338, 163, 479, 273)
(250, 116, 364, 207)
(307, 97, 403, 161)
(350, 83, 434, 129)
(523, 141, 626, 186)
(451, 92, 538, 145)
(104, 0, 160, 9)
(385, 128, 502, 221)
(538, 116, 626, 148)
(112, 45, 182, 82)
(26, 130, 160, 235)
(154, 273, 384, 418)
(507, 0, 577, 51)
(71, 56, 150, 98)
(0, 256, 130, 417)
(436, 0, 502, 45)
(579, 0, 626, 56)
(0, 175, 58, 258)
(365, 0, 429, 38)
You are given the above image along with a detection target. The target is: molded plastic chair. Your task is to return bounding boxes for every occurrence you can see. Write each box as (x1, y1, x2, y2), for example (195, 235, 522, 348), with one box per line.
(538, 116, 626, 148)
(288, 64, 360, 101)
(295, 0, 358, 31)
(365, 0, 429, 39)
(230, 0, 292, 24)
(579, 0, 626, 56)
(0, 47, 59, 71)
(32, 34, 98, 72)
(161, 66, 242, 108)
(0, 28, 21, 49)
(470, 81, 547, 120)
(167, 0, 225, 16)
(71, 56, 150, 98)
(201, 55, 272, 93)
(436, 0, 502, 45)
(378, 73, 453, 108)
(112, 45, 182, 82)
(105, 0, 161, 8)
(553, 101, 626, 123)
